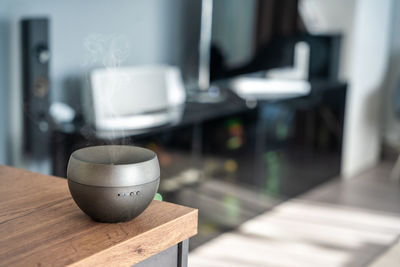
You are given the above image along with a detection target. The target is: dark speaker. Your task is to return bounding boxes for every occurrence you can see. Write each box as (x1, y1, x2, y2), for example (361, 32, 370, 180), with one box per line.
(21, 18, 51, 159)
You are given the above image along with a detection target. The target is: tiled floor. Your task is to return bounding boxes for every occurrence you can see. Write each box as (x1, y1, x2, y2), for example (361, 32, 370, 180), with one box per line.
(189, 161, 400, 267)
(302, 161, 400, 215)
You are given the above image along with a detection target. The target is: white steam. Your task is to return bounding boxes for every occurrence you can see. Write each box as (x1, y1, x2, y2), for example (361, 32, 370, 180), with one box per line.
(83, 34, 130, 68)
(83, 34, 132, 161)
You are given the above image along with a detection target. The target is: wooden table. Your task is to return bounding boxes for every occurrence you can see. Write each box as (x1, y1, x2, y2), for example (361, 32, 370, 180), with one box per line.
(0, 165, 198, 267)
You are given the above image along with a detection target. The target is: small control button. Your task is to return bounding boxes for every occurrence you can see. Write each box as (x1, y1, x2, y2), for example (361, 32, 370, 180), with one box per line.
(130, 192, 134, 196)
(136, 191, 140, 195)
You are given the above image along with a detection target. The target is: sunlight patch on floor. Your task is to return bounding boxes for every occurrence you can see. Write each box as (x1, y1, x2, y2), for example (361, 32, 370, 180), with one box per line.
(189, 200, 400, 267)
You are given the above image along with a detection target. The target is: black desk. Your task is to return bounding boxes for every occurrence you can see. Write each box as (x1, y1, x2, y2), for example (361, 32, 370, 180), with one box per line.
(56, 81, 345, 138)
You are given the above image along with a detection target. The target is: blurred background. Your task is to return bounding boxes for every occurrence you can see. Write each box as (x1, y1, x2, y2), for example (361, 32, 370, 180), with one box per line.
(1, 0, 400, 266)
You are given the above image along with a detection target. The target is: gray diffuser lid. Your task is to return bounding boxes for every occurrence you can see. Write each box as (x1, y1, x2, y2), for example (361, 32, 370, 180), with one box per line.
(67, 145, 160, 187)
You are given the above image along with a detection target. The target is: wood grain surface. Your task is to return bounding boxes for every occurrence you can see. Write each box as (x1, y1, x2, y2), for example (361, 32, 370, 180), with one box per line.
(0, 165, 198, 267)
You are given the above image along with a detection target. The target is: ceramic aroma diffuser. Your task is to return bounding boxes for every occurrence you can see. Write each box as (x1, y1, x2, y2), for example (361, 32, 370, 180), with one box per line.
(67, 145, 159, 223)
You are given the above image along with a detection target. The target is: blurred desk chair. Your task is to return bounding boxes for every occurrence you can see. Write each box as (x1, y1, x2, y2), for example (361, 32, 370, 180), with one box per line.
(86, 65, 186, 132)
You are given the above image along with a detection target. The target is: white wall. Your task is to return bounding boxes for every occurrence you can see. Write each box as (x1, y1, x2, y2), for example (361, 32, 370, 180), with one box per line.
(300, 0, 396, 177)
(0, 0, 200, 171)
(382, 0, 400, 148)
(341, 0, 394, 178)
(0, 16, 9, 165)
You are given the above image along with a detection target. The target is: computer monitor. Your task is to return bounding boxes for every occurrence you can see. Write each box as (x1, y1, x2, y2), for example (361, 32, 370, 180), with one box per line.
(210, 0, 301, 81)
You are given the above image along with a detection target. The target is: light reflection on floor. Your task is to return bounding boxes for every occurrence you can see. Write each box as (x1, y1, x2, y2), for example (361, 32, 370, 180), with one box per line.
(189, 200, 400, 267)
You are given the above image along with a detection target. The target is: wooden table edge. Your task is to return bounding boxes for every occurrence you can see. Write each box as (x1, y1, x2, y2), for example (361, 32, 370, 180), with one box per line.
(68, 208, 198, 267)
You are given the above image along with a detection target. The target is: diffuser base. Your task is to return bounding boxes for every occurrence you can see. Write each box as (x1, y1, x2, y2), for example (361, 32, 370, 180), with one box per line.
(68, 179, 159, 223)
